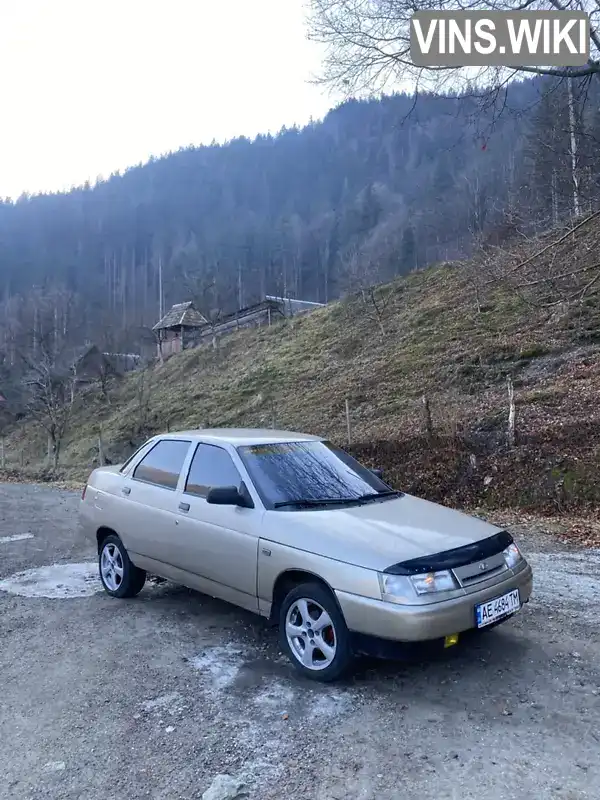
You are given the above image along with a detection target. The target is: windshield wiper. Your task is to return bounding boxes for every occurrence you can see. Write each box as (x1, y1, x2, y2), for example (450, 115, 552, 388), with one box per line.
(273, 497, 362, 509)
(356, 489, 402, 502)
(273, 490, 401, 509)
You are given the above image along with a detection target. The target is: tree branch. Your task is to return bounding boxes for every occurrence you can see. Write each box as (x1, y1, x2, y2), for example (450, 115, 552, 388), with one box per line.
(483, 208, 600, 284)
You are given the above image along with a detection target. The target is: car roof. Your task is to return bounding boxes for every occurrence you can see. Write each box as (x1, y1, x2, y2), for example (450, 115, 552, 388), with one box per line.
(156, 428, 325, 446)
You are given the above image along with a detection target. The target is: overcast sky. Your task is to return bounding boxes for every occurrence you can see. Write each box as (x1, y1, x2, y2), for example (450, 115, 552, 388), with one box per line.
(0, 0, 336, 199)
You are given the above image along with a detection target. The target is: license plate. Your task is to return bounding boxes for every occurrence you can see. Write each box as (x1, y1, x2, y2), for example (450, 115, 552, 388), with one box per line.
(475, 589, 520, 628)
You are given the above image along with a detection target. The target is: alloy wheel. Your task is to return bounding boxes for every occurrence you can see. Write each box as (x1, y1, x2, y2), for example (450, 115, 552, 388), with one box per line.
(285, 597, 337, 671)
(100, 542, 124, 592)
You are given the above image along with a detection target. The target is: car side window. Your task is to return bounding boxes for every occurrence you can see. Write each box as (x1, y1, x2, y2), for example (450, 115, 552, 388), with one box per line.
(185, 443, 243, 498)
(120, 440, 154, 473)
(132, 439, 191, 490)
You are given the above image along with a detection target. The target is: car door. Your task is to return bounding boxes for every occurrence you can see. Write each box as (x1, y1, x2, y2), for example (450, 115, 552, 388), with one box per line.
(173, 442, 261, 612)
(117, 437, 193, 565)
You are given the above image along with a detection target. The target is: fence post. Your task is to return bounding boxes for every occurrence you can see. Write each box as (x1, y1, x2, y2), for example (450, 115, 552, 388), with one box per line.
(0, 437, 5, 469)
(507, 375, 516, 448)
(345, 399, 352, 445)
(98, 425, 105, 466)
(422, 395, 433, 440)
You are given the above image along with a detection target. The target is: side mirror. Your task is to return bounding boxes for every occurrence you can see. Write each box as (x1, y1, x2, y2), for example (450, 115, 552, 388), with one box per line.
(370, 468, 384, 479)
(206, 484, 254, 508)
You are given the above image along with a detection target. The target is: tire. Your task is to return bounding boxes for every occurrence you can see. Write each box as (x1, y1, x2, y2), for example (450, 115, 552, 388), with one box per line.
(279, 582, 353, 682)
(98, 533, 146, 598)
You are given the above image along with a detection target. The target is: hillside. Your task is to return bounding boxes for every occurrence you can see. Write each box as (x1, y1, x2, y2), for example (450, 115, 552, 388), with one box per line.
(2, 76, 600, 362)
(5, 210, 600, 525)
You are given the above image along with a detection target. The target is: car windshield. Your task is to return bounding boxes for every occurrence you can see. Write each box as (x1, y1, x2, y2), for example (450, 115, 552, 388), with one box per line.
(236, 440, 396, 509)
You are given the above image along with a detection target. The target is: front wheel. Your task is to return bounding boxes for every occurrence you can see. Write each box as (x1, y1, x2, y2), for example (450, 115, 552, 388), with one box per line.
(99, 534, 146, 598)
(279, 582, 353, 682)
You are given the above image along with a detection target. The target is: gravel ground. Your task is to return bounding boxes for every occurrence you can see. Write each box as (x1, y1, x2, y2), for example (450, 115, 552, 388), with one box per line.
(1, 482, 599, 800)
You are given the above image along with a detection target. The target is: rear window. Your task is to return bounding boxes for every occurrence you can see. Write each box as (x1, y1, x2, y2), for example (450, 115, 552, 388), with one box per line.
(132, 439, 191, 490)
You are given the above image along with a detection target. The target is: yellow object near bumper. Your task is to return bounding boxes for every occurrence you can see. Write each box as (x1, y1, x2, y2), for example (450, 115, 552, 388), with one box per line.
(444, 633, 459, 648)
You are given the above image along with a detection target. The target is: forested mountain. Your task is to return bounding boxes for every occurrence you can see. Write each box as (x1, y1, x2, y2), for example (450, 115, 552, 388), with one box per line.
(1, 75, 599, 359)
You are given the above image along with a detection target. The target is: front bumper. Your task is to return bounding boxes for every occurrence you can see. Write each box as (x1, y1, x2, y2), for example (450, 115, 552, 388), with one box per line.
(335, 562, 533, 644)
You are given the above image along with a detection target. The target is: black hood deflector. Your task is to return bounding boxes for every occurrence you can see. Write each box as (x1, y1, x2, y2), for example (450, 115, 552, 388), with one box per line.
(383, 530, 513, 575)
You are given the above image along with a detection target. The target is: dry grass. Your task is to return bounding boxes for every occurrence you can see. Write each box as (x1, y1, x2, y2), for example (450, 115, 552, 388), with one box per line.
(5, 214, 600, 520)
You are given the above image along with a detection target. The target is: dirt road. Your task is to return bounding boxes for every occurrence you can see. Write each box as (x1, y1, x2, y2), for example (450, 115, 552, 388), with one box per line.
(1, 482, 599, 800)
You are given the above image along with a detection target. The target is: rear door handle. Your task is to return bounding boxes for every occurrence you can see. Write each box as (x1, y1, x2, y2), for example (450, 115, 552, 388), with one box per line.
(178, 502, 190, 512)
(122, 486, 131, 496)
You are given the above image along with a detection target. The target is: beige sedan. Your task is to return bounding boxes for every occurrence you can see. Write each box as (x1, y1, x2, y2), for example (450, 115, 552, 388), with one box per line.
(79, 428, 533, 681)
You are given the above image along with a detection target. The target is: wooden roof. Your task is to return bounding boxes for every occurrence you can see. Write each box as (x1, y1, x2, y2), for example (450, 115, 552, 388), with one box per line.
(213, 297, 281, 327)
(58, 344, 103, 373)
(152, 301, 208, 331)
(265, 295, 324, 311)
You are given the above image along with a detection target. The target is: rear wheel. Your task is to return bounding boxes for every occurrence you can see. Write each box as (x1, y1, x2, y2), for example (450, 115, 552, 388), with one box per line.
(279, 582, 352, 682)
(99, 534, 146, 598)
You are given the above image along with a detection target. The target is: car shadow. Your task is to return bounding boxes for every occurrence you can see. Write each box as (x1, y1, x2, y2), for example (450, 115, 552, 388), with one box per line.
(136, 580, 542, 705)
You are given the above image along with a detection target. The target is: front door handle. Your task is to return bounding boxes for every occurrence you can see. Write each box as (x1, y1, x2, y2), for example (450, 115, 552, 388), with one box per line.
(122, 486, 131, 496)
(178, 502, 190, 512)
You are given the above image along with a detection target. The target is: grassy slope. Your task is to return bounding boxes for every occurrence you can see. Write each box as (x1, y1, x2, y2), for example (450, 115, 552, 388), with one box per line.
(6, 215, 600, 516)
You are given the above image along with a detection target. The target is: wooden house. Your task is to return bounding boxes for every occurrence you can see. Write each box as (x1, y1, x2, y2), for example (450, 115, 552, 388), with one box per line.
(152, 295, 324, 359)
(56, 344, 142, 385)
(152, 301, 208, 360)
(64, 344, 113, 384)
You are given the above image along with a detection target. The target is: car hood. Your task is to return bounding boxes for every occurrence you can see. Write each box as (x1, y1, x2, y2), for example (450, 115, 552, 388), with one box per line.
(262, 493, 503, 571)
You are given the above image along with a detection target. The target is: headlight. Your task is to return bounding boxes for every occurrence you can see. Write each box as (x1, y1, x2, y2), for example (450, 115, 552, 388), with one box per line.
(409, 570, 457, 594)
(503, 543, 522, 569)
(378, 570, 457, 603)
(378, 573, 412, 604)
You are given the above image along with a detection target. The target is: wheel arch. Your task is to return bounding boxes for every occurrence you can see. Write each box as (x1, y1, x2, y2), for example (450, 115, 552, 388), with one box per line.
(269, 568, 342, 623)
(96, 526, 119, 552)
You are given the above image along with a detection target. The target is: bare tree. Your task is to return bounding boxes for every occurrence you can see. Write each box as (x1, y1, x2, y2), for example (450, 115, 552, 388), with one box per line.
(307, 0, 600, 102)
(132, 369, 154, 443)
(361, 284, 395, 337)
(567, 75, 581, 217)
(97, 358, 114, 405)
(471, 206, 600, 309)
(341, 244, 396, 336)
(0, 398, 14, 465)
(206, 307, 224, 350)
(20, 346, 77, 471)
(523, 78, 597, 222)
